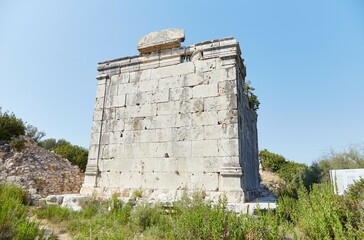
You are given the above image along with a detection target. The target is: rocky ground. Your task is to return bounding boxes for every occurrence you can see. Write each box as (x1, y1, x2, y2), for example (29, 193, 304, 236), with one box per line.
(0, 137, 84, 202)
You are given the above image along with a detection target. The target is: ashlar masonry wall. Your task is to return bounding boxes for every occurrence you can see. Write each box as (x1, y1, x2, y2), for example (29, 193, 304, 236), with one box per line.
(81, 29, 260, 203)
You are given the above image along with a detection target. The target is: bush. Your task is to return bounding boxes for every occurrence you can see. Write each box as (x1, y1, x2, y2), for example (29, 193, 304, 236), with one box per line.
(299, 163, 322, 190)
(317, 146, 364, 182)
(10, 138, 26, 151)
(290, 182, 361, 239)
(0, 108, 25, 142)
(278, 161, 306, 185)
(342, 178, 364, 231)
(36, 205, 74, 223)
(31, 186, 364, 239)
(0, 184, 44, 239)
(38, 138, 88, 171)
(260, 149, 287, 172)
(131, 204, 164, 231)
(52, 144, 88, 171)
(39, 138, 72, 150)
(244, 80, 260, 111)
(38, 138, 57, 149)
(345, 178, 364, 202)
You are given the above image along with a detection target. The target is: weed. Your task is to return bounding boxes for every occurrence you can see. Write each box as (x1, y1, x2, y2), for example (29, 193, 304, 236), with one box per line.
(36, 205, 73, 223)
(10, 138, 25, 151)
(133, 188, 143, 198)
(28, 183, 364, 239)
(0, 184, 44, 239)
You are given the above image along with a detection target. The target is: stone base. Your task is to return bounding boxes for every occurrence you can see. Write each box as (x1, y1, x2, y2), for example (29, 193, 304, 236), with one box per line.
(79, 186, 251, 205)
(243, 188, 261, 202)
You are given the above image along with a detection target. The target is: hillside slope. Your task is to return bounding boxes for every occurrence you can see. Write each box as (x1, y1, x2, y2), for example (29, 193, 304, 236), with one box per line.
(0, 137, 84, 200)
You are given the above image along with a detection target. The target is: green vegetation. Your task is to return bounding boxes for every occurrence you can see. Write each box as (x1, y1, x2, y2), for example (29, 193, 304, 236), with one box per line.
(39, 138, 88, 172)
(260, 145, 364, 191)
(260, 149, 286, 172)
(0, 107, 88, 171)
(30, 181, 364, 239)
(133, 189, 143, 198)
(260, 149, 308, 189)
(52, 144, 88, 172)
(25, 124, 45, 143)
(244, 80, 260, 111)
(0, 184, 45, 239)
(9, 138, 26, 151)
(315, 146, 364, 182)
(0, 108, 25, 142)
(0, 108, 46, 144)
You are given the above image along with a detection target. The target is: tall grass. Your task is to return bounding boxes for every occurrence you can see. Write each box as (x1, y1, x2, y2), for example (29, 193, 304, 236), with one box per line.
(32, 181, 364, 239)
(0, 184, 44, 239)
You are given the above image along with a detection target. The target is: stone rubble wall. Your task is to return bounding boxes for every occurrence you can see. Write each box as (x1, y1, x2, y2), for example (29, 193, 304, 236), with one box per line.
(0, 137, 84, 200)
(82, 31, 260, 203)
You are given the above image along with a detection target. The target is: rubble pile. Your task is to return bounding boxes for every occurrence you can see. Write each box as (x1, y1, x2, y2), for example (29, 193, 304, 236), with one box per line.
(0, 137, 84, 201)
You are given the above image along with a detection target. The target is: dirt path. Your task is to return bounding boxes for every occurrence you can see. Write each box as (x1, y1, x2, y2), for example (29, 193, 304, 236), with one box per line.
(29, 214, 71, 240)
(38, 218, 71, 240)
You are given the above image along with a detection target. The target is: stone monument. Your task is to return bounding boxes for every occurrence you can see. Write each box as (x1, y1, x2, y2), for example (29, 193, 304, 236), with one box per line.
(81, 29, 260, 203)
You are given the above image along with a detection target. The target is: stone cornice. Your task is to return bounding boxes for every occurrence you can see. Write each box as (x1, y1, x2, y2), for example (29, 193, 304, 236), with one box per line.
(96, 37, 243, 78)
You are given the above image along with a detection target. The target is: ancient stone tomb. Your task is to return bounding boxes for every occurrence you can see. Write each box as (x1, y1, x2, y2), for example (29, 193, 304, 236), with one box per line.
(81, 29, 260, 203)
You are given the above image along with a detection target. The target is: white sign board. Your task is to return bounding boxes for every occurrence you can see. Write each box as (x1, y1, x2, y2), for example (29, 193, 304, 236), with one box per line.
(330, 169, 364, 195)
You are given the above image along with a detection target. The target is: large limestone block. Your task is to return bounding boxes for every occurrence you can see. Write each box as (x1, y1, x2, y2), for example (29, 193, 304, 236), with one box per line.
(192, 111, 218, 126)
(192, 140, 218, 157)
(204, 94, 237, 111)
(137, 28, 185, 54)
(192, 83, 218, 98)
(61, 194, 86, 211)
(153, 62, 194, 80)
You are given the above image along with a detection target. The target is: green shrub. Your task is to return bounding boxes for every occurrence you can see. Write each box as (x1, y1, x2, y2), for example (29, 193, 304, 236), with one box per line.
(342, 178, 364, 233)
(302, 162, 322, 188)
(345, 178, 364, 202)
(10, 138, 26, 151)
(30, 187, 364, 239)
(38, 138, 57, 149)
(131, 204, 164, 231)
(289, 182, 356, 238)
(317, 146, 364, 182)
(35, 205, 73, 223)
(52, 143, 88, 171)
(133, 189, 143, 198)
(0, 184, 44, 239)
(260, 149, 287, 172)
(0, 108, 25, 142)
(244, 80, 260, 111)
(38, 138, 71, 150)
(278, 161, 306, 185)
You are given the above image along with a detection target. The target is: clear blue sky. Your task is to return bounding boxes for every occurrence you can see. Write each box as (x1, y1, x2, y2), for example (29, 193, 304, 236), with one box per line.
(1, 0, 363, 165)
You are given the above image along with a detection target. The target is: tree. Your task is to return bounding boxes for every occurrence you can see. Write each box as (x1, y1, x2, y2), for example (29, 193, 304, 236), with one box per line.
(0, 108, 25, 142)
(52, 143, 88, 172)
(39, 138, 71, 150)
(317, 145, 364, 182)
(55, 139, 71, 147)
(259, 149, 315, 189)
(39, 137, 87, 171)
(278, 161, 306, 185)
(38, 138, 57, 150)
(302, 162, 322, 187)
(25, 124, 45, 142)
(259, 149, 286, 172)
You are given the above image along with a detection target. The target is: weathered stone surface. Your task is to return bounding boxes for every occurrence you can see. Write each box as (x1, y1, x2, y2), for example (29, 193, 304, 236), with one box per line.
(61, 194, 86, 211)
(137, 28, 185, 54)
(82, 29, 260, 204)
